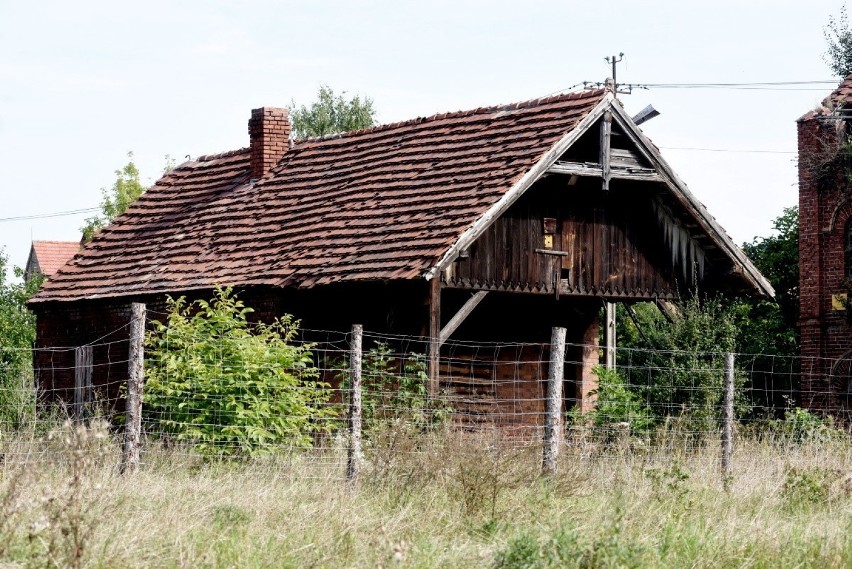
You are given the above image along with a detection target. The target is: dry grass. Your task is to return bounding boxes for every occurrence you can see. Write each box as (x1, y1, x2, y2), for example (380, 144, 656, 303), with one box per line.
(2, 425, 852, 568)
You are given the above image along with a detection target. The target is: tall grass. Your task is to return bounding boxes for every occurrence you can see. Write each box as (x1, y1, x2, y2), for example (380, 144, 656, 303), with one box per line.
(2, 424, 852, 568)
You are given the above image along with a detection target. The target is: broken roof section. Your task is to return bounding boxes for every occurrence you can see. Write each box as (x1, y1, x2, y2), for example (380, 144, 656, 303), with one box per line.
(31, 88, 772, 303)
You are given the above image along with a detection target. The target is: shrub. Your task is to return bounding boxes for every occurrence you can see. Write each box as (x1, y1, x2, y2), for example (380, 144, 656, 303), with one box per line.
(616, 296, 740, 433)
(0, 253, 39, 431)
(144, 287, 335, 457)
(572, 366, 654, 441)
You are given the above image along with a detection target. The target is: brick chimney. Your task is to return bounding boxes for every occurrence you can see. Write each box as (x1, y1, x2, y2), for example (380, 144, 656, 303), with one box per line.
(248, 107, 290, 180)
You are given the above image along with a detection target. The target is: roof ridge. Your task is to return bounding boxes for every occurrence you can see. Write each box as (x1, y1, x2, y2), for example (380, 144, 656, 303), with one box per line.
(194, 147, 251, 163)
(293, 88, 607, 145)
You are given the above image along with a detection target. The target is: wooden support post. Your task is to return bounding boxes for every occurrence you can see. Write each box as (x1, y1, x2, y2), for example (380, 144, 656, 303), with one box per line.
(721, 352, 735, 488)
(543, 326, 566, 474)
(427, 277, 441, 398)
(347, 324, 363, 483)
(605, 302, 616, 371)
(121, 302, 145, 475)
(73, 345, 93, 421)
(600, 111, 612, 191)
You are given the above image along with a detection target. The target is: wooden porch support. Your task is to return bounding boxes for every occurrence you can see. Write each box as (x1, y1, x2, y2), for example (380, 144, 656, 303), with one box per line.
(439, 291, 488, 346)
(427, 277, 441, 398)
(600, 110, 612, 191)
(604, 301, 616, 370)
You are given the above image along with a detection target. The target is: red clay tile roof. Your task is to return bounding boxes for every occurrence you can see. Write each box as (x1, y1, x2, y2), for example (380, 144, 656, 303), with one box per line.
(829, 74, 852, 108)
(29, 241, 80, 278)
(32, 89, 607, 302)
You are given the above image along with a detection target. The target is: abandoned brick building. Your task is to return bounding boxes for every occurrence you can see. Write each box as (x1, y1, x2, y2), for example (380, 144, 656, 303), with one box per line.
(798, 74, 852, 413)
(29, 86, 772, 429)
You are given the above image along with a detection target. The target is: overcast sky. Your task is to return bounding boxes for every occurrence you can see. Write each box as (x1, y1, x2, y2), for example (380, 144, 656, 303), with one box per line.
(0, 0, 845, 278)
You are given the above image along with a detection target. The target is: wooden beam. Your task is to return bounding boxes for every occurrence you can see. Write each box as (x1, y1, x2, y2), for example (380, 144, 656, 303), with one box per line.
(427, 277, 441, 398)
(546, 161, 662, 182)
(600, 111, 612, 191)
(439, 291, 488, 345)
(535, 248, 571, 257)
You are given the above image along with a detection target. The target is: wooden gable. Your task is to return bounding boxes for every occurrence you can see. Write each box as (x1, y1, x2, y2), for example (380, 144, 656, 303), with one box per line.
(442, 103, 772, 300)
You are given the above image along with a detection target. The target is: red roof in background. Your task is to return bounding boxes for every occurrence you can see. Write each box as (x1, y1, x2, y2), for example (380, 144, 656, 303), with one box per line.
(30, 241, 80, 278)
(32, 89, 608, 303)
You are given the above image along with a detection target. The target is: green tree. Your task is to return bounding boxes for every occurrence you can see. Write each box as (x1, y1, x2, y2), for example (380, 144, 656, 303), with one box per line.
(81, 152, 145, 242)
(825, 4, 852, 77)
(290, 85, 376, 139)
(739, 206, 798, 357)
(0, 250, 41, 429)
(144, 287, 335, 457)
(736, 206, 799, 412)
(616, 296, 740, 432)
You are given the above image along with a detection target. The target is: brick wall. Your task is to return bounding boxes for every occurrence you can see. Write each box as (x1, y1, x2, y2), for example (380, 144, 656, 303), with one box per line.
(798, 112, 852, 412)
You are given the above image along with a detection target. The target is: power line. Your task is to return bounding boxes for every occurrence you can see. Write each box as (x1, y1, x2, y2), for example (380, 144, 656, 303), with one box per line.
(563, 80, 839, 94)
(640, 80, 837, 89)
(0, 207, 99, 223)
(659, 146, 796, 154)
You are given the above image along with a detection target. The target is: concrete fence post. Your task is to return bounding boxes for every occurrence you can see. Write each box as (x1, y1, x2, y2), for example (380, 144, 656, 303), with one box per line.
(543, 326, 566, 474)
(347, 324, 363, 483)
(121, 302, 145, 475)
(721, 351, 735, 488)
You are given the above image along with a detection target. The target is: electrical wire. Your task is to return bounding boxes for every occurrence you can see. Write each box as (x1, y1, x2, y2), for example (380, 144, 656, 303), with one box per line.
(659, 146, 796, 154)
(0, 207, 99, 223)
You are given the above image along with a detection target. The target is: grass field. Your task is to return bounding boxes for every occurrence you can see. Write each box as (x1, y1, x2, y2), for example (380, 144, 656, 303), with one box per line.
(2, 423, 852, 568)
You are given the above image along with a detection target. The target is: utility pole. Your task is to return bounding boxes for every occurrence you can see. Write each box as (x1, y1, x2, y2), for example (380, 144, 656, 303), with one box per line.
(605, 53, 625, 87)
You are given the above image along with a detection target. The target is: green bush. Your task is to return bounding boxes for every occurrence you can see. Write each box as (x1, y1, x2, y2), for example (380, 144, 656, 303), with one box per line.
(569, 366, 654, 441)
(144, 287, 335, 457)
(0, 253, 39, 432)
(616, 296, 740, 433)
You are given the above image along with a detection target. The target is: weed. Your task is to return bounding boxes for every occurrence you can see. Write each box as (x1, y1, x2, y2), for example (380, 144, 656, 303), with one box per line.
(645, 461, 690, 502)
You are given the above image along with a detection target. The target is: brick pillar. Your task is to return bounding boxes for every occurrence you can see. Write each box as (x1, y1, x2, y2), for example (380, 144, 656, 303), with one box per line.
(798, 115, 827, 409)
(248, 107, 290, 180)
(578, 309, 600, 413)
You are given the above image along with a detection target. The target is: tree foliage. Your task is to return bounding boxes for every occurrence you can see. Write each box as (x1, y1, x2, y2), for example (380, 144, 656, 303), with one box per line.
(0, 250, 40, 429)
(825, 5, 852, 77)
(290, 85, 376, 139)
(738, 206, 799, 358)
(144, 287, 335, 457)
(617, 296, 740, 431)
(81, 153, 145, 243)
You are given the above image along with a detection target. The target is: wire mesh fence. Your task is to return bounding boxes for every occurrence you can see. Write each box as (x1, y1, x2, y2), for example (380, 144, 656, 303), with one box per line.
(1, 317, 849, 483)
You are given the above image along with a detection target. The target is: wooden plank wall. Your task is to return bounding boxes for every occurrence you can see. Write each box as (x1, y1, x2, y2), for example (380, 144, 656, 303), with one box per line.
(446, 178, 680, 299)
